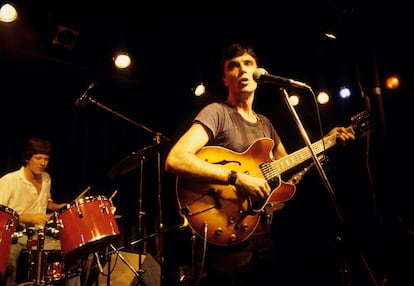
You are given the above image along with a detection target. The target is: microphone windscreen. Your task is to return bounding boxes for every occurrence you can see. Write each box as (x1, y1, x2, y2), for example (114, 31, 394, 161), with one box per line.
(253, 68, 268, 81)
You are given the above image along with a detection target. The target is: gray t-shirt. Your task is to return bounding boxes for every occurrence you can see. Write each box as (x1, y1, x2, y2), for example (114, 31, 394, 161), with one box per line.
(194, 102, 281, 153)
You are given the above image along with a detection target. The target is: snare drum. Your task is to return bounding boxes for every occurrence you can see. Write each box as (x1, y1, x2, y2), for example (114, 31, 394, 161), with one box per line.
(0, 204, 19, 275)
(55, 195, 120, 261)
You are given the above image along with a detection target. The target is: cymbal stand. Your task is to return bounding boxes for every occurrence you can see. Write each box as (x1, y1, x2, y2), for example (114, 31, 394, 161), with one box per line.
(279, 87, 378, 285)
(154, 134, 164, 264)
(83, 95, 170, 268)
(80, 93, 171, 284)
(137, 155, 147, 264)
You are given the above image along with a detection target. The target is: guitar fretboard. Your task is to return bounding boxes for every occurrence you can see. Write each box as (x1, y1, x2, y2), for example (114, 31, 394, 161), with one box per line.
(264, 126, 354, 178)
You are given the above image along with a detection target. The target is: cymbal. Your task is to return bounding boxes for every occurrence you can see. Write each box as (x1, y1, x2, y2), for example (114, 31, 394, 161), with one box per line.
(107, 143, 167, 177)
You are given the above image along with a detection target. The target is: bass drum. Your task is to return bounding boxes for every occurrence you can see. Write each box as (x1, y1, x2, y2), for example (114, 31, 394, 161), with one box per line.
(55, 195, 120, 261)
(16, 236, 81, 285)
(0, 204, 19, 275)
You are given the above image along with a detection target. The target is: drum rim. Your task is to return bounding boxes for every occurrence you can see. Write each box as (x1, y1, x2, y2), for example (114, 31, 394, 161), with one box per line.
(0, 204, 20, 221)
(55, 194, 110, 213)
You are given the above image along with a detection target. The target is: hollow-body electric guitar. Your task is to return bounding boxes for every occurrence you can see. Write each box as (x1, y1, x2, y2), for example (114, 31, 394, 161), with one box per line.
(176, 111, 373, 246)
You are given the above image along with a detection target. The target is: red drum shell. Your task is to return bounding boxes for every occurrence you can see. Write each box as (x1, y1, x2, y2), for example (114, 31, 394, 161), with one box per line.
(56, 195, 120, 261)
(0, 204, 19, 274)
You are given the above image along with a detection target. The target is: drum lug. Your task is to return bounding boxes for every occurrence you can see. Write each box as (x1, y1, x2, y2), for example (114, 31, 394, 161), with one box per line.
(6, 219, 13, 231)
(77, 208, 83, 219)
(55, 218, 64, 230)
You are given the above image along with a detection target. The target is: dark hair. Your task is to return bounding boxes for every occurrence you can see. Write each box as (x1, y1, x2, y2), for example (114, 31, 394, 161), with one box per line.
(22, 137, 52, 162)
(219, 43, 259, 78)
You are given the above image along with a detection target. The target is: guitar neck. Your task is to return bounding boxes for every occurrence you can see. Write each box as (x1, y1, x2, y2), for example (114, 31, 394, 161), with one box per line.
(270, 126, 354, 175)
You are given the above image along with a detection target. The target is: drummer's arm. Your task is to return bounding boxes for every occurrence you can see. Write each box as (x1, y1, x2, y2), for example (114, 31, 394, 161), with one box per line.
(47, 200, 66, 212)
(19, 213, 51, 226)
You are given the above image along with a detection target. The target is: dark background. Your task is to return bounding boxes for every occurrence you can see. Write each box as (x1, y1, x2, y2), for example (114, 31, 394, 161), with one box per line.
(0, 1, 412, 285)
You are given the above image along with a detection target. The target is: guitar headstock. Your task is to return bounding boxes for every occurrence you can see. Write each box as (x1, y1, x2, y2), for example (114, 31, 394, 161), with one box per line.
(350, 110, 375, 138)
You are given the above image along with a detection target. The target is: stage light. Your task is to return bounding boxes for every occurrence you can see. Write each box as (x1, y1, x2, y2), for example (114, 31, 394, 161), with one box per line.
(0, 2, 18, 23)
(317, 91, 330, 104)
(114, 53, 131, 69)
(289, 95, 299, 106)
(385, 75, 400, 90)
(193, 83, 206, 96)
(339, 86, 351, 99)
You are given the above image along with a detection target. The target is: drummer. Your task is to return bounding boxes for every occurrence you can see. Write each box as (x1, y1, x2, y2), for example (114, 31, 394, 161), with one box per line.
(0, 137, 78, 286)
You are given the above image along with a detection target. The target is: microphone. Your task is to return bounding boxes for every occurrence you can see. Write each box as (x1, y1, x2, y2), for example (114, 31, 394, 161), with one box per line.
(75, 82, 95, 108)
(253, 68, 311, 89)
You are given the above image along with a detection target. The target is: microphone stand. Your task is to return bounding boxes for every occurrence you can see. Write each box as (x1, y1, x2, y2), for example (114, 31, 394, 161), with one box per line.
(106, 222, 187, 256)
(83, 95, 170, 280)
(278, 87, 378, 286)
(86, 96, 170, 143)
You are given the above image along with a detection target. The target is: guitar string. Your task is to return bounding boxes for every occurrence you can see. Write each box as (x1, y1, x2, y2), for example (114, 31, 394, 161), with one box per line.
(217, 138, 325, 196)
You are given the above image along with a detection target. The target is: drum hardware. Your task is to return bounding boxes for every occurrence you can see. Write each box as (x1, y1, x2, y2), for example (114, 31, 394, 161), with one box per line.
(12, 224, 26, 244)
(12, 230, 23, 244)
(35, 227, 45, 286)
(108, 244, 144, 285)
(81, 253, 97, 286)
(17, 249, 74, 285)
(109, 189, 118, 215)
(106, 139, 169, 252)
(44, 225, 59, 240)
(76, 203, 83, 219)
(106, 143, 168, 178)
(17, 230, 86, 285)
(100, 222, 186, 286)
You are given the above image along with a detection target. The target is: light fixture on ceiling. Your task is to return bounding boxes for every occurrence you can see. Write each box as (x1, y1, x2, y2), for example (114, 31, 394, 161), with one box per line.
(193, 82, 206, 96)
(0, 2, 18, 23)
(113, 52, 131, 70)
(52, 25, 80, 49)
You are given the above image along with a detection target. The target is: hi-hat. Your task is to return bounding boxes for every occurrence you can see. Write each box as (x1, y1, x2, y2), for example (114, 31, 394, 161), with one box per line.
(107, 143, 167, 177)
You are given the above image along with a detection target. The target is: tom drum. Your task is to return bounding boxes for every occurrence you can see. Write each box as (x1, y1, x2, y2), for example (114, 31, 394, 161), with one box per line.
(54, 195, 120, 261)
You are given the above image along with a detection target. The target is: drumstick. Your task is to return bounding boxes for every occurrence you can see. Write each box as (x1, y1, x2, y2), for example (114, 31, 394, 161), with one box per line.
(75, 186, 91, 201)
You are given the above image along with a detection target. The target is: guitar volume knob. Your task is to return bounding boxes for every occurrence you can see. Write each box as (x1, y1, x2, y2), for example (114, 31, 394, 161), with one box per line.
(230, 233, 237, 241)
(215, 227, 223, 235)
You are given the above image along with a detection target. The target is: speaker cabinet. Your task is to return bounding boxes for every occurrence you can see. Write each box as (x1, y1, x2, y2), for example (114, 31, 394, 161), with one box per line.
(98, 252, 160, 286)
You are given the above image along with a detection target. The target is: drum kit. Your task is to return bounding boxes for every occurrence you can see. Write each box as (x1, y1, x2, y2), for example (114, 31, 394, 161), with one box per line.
(1, 193, 120, 286)
(0, 140, 172, 286)
(0, 95, 177, 285)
